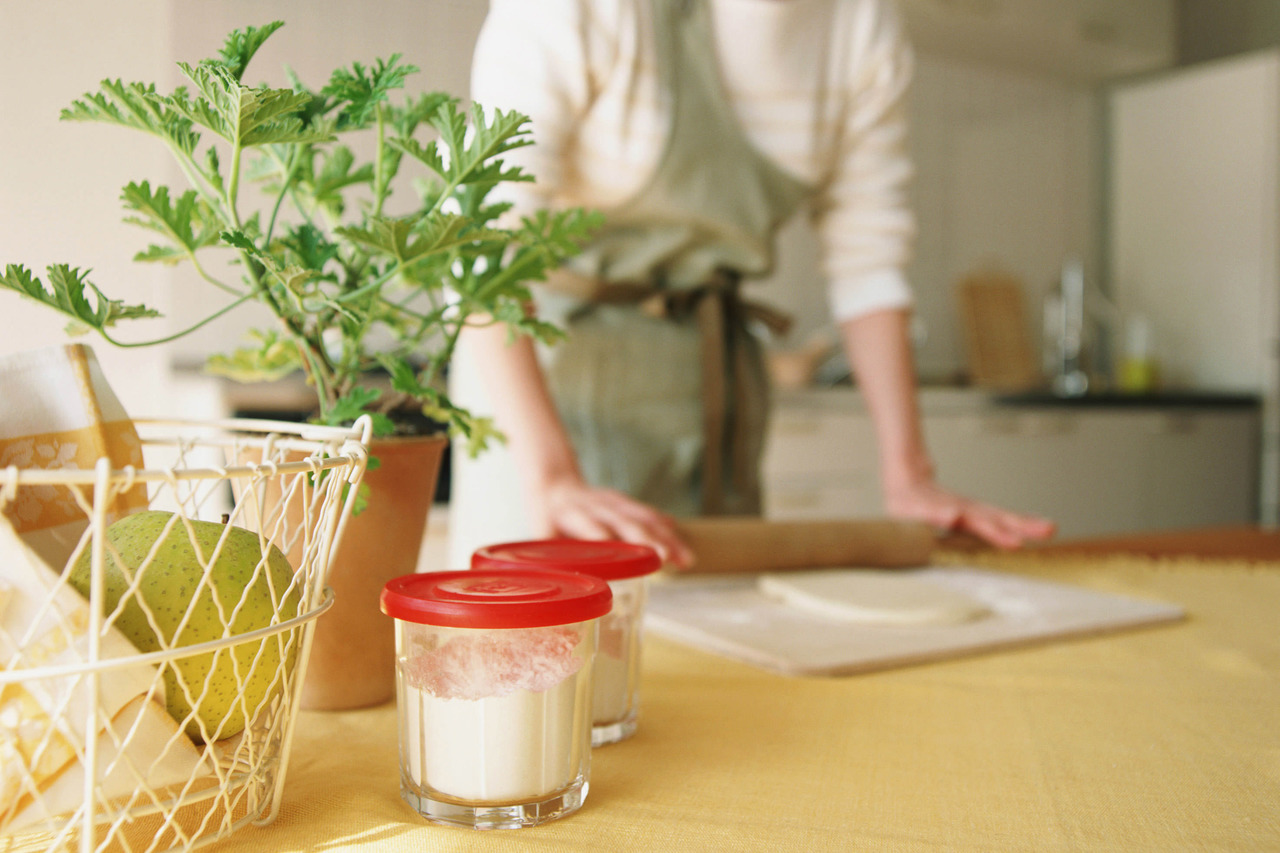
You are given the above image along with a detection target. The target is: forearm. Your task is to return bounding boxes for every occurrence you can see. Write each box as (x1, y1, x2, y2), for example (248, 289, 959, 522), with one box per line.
(457, 319, 582, 492)
(838, 307, 934, 494)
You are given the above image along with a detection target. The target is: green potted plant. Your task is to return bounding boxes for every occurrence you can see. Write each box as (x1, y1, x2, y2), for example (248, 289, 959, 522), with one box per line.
(0, 21, 596, 708)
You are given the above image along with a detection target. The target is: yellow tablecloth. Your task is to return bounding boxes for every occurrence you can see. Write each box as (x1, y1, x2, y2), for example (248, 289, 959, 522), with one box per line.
(224, 555, 1280, 852)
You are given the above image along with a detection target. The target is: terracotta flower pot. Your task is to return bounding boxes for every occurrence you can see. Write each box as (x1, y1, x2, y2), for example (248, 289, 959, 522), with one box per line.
(299, 434, 447, 710)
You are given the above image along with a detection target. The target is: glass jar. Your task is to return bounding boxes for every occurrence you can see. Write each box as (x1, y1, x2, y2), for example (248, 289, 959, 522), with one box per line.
(471, 540, 662, 746)
(380, 569, 611, 829)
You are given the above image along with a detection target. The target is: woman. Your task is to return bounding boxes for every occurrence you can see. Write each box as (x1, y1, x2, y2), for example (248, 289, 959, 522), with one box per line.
(447, 0, 1054, 568)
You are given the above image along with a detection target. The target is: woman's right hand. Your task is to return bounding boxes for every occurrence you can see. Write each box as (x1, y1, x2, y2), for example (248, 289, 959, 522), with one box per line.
(536, 474, 696, 570)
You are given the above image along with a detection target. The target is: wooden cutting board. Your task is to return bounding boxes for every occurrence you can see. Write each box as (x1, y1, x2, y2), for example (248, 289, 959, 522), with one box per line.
(644, 566, 1184, 676)
(956, 271, 1042, 391)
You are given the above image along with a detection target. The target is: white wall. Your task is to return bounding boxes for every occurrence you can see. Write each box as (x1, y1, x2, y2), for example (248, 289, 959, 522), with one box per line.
(0, 1, 174, 415)
(0, 1, 485, 418)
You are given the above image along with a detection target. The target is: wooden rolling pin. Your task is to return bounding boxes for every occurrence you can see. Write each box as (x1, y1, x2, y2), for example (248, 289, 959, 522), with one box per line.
(672, 517, 935, 574)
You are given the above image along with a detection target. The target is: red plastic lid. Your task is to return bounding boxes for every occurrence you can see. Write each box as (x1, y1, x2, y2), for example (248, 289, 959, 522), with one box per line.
(472, 538, 663, 582)
(380, 569, 612, 629)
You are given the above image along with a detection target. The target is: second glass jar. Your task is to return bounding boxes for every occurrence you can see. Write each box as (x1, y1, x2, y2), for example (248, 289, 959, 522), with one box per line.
(471, 539, 663, 746)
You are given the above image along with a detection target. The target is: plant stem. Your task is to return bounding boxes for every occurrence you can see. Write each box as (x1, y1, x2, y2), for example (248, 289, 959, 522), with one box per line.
(468, 255, 537, 303)
(187, 253, 244, 297)
(373, 106, 387, 217)
(295, 336, 336, 413)
(334, 260, 401, 304)
(419, 319, 463, 388)
(226, 142, 244, 230)
(98, 292, 258, 347)
(264, 145, 302, 244)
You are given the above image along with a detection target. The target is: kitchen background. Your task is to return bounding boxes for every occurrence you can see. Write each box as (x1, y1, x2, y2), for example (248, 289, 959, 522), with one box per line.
(2, 0, 1276, 538)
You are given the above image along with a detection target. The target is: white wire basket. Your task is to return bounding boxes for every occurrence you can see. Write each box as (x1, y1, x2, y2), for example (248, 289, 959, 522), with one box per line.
(0, 416, 372, 853)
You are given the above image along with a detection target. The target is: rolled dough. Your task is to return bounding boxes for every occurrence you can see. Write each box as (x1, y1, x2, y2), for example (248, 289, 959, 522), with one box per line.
(758, 569, 990, 626)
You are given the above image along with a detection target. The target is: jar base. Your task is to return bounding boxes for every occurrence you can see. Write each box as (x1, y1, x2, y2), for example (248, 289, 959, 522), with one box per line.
(591, 715, 637, 747)
(401, 775, 588, 829)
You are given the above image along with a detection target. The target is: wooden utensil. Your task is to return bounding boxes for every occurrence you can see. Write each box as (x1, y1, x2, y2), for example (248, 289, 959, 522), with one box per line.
(671, 517, 935, 574)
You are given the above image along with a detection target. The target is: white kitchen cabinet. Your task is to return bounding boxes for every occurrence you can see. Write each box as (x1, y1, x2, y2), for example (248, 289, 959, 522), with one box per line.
(762, 389, 1260, 539)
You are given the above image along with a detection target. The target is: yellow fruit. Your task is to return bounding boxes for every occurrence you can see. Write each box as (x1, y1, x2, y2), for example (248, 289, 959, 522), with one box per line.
(69, 510, 301, 741)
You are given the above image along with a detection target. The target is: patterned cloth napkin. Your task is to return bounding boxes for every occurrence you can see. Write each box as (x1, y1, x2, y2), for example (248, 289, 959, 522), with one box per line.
(0, 344, 146, 568)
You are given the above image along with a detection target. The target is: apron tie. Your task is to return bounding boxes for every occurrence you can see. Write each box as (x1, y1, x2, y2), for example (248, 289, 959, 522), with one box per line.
(587, 270, 790, 513)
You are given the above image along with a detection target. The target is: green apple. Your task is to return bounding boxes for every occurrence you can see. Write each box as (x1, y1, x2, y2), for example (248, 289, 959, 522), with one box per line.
(69, 510, 302, 741)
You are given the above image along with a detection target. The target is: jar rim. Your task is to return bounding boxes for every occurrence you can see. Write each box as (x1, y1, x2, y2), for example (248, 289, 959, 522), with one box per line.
(380, 568, 612, 628)
(471, 538, 663, 581)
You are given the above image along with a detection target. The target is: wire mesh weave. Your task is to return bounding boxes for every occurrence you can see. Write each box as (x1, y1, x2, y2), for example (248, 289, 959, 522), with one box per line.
(0, 417, 371, 853)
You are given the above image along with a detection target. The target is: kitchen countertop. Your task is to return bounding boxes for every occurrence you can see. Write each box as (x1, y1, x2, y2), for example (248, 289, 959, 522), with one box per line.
(183, 363, 1261, 420)
(774, 384, 1260, 416)
(209, 529, 1280, 852)
(992, 389, 1260, 408)
(774, 385, 993, 415)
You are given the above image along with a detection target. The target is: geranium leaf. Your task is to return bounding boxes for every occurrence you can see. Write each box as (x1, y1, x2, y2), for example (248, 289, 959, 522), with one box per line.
(321, 54, 418, 130)
(62, 80, 201, 156)
(173, 61, 333, 147)
(121, 180, 221, 258)
(0, 264, 159, 331)
(324, 387, 395, 436)
(214, 21, 285, 82)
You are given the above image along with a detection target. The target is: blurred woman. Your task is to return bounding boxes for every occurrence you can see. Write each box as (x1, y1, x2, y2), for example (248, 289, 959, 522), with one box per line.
(447, 0, 1055, 567)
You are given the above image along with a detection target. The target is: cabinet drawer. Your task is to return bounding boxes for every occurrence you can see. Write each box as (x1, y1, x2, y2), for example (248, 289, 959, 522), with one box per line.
(763, 480, 881, 521)
(762, 411, 878, 478)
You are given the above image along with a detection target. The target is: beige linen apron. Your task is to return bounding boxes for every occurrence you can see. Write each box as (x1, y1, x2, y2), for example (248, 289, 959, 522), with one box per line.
(540, 0, 813, 517)
(448, 0, 813, 564)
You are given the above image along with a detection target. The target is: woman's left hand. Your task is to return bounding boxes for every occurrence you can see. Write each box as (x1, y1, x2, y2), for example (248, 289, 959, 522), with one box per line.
(884, 479, 1056, 550)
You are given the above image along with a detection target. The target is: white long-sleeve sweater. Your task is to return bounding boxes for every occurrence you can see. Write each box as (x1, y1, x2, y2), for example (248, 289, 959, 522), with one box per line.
(470, 0, 917, 322)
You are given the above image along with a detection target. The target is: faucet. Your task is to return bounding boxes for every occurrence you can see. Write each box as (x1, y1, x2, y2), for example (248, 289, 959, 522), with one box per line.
(1046, 258, 1090, 397)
